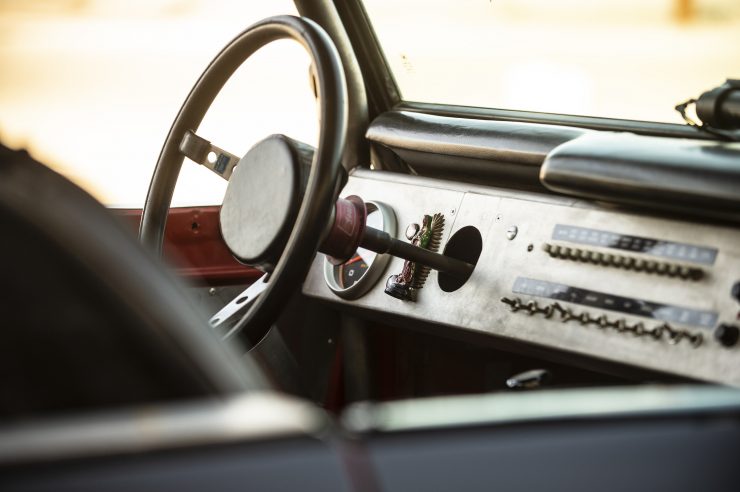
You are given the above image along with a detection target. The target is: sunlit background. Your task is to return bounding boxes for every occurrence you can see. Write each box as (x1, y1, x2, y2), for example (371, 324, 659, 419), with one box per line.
(2, 0, 739, 206)
(0, 0, 316, 207)
(366, 0, 740, 121)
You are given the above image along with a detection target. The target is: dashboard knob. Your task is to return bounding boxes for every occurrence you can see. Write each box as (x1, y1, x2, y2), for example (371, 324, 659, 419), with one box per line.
(732, 281, 740, 303)
(714, 323, 740, 348)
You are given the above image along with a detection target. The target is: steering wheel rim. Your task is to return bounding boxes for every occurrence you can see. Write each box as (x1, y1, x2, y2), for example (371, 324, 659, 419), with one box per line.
(140, 15, 348, 346)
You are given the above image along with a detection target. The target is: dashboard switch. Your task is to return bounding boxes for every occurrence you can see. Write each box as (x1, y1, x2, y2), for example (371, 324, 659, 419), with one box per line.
(714, 323, 740, 348)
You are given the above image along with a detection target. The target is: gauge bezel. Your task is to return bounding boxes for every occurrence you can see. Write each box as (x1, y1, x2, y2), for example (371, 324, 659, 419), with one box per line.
(323, 201, 396, 299)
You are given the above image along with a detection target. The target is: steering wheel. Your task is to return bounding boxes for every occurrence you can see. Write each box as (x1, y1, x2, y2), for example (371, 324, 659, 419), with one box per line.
(140, 16, 348, 347)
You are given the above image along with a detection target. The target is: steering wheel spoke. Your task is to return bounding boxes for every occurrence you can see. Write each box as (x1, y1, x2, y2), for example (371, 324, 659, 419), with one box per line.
(209, 273, 270, 330)
(180, 130, 240, 180)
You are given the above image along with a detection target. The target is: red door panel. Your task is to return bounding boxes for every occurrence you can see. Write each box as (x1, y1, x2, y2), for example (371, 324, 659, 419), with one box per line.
(115, 206, 260, 286)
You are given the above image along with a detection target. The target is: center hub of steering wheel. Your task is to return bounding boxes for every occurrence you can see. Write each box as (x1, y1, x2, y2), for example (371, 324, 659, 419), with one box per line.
(220, 135, 314, 271)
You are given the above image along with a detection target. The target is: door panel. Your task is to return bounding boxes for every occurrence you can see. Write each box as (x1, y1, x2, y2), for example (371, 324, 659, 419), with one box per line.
(114, 206, 260, 286)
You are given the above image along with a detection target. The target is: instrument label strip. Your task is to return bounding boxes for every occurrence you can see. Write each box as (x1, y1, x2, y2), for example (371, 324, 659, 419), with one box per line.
(552, 224, 717, 265)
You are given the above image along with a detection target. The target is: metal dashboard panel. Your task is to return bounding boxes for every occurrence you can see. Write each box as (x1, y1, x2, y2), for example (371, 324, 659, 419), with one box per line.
(303, 171, 740, 386)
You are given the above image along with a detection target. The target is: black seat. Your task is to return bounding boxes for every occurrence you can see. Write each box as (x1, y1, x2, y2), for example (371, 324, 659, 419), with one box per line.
(0, 144, 261, 420)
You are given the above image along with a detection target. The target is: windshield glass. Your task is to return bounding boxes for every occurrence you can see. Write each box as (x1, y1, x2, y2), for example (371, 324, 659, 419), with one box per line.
(363, 0, 740, 124)
(0, 1, 316, 207)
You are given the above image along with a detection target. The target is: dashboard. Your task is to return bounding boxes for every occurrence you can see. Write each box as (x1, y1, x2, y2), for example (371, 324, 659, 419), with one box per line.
(304, 168, 740, 386)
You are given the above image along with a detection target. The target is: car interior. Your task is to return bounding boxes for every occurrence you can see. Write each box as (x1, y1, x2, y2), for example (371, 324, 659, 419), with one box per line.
(2, 1, 740, 490)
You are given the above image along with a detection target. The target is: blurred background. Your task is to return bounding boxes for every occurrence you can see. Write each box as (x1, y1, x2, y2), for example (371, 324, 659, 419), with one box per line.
(1, 0, 739, 206)
(367, 0, 740, 121)
(0, 0, 315, 207)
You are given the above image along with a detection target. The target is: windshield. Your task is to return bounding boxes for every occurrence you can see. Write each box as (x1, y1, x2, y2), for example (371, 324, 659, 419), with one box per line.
(363, 0, 740, 124)
(0, 1, 316, 207)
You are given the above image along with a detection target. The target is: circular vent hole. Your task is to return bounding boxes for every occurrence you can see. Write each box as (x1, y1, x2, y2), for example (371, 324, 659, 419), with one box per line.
(438, 226, 482, 292)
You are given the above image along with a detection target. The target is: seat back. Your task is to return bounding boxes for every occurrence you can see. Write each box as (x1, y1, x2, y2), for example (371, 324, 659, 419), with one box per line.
(0, 144, 261, 419)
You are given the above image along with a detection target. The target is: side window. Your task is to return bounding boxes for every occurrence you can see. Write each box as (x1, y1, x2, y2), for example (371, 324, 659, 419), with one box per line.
(0, 1, 318, 208)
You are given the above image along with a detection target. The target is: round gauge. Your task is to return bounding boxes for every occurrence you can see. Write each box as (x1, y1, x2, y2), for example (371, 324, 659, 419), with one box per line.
(324, 201, 396, 299)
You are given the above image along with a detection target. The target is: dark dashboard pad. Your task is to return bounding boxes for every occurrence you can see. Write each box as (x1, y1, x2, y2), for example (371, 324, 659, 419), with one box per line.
(366, 110, 588, 188)
(541, 132, 740, 222)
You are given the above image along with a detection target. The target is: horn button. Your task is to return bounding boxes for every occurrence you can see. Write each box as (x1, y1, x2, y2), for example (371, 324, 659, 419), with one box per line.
(219, 135, 312, 271)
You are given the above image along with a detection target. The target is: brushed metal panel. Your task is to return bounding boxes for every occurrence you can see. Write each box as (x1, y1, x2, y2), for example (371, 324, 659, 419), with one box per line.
(303, 171, 740, 386)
